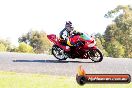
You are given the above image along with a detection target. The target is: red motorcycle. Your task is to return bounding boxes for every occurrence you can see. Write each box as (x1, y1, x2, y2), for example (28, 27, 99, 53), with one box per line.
(47, 32, 103, 62)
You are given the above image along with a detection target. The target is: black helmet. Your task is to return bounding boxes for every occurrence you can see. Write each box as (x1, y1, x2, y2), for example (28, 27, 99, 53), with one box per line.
(65, 21, 72, 28)
(68, 21, 72, 25)
(65, 22, 70, 27)
(65, 21, 73, 32)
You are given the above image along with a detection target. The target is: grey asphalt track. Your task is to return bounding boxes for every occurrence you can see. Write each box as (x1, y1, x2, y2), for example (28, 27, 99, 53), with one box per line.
(0, 52, 132, 77)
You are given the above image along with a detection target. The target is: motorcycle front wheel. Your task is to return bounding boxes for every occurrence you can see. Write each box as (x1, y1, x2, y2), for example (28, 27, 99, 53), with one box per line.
(52, 45, 68, 60)
(88, 48, 103, 62)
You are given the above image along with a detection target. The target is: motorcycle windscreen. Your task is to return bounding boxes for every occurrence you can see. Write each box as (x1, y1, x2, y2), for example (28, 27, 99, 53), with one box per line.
(80, 33, 91, 40)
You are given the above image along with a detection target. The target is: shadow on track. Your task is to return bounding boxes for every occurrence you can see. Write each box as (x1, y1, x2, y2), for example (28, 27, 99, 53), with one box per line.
(12, 59, 96, 63)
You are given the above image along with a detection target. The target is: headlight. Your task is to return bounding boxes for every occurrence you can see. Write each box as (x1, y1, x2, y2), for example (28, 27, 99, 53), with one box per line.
(88, 40, 96, 47)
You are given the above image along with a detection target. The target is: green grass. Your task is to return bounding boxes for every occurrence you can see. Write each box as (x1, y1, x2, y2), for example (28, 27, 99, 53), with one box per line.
(0, 71, 131, 88)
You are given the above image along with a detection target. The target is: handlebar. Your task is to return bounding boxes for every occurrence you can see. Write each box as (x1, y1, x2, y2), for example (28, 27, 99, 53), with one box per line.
(72, 30, 83, 35)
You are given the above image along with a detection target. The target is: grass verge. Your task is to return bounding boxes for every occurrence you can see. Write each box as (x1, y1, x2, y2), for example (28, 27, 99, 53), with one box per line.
(0, 71, 131, 88)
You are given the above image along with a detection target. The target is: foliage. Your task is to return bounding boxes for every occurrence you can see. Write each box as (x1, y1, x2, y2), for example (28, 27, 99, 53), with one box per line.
(104, 5, 132, 58)
(18, 30, 52, 53)
(95, 33, 108, 56)
(17, 42, 34, 53)
(0, 39, 11, 51)
(105, 40, 125, 58)
(9, 45, 17, 52)
(0, 43, 7, 52)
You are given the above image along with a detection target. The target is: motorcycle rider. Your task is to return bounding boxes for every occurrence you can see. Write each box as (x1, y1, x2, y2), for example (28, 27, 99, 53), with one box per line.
(59, 21, 83, 47)
(59, 21, 75, 46)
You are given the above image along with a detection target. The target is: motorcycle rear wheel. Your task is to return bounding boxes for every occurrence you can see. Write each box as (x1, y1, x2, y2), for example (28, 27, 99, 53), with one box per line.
(52, 45, 68, 60)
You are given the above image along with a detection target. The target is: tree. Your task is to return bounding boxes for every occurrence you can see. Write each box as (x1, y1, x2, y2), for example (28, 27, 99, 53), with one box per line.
(95, 33, 108, 56)
(95, 38, 108, 57)
(104, 5, 132, 58)
(105, 39, 125, 58)
(17, 42, 34, 53)
(0, 39, 11, 51)
(18, 30, 52, 53)
(0, 43, 7, 52)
